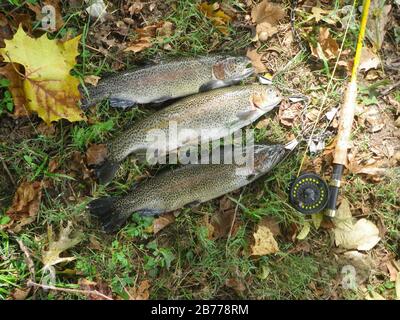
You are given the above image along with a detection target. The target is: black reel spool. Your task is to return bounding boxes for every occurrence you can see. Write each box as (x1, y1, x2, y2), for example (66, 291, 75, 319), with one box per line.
(289, 173, 329, 214)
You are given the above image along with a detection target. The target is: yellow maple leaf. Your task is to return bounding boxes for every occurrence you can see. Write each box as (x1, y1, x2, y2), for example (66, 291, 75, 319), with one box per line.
(198, 2, 232, 35)
(0, 25, 85, 124)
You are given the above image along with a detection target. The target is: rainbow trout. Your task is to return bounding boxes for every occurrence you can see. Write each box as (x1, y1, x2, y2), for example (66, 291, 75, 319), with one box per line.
(83, 56, 254, 108)
(96, 84, 282, 183)
(89, 142, 294, 233)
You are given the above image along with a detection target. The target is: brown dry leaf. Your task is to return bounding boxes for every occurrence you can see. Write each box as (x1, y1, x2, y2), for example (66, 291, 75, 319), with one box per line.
(0, 13, 12, 49)
(124, 36, 152, 53)
(11, 287, 31, 300)
(153, 213, 175, 234)
(310, 27, 339, 61)
(259, 216, 281, 237)
(255, 22, 278, 42)
(246, 49, 266, 73)
(0, 63, 28, 117)
(199, 2, 232, 35)
(208, 209, 236, 240)
(28, 0, 64, 32)
(278, 101, 303, 127)
(251, 221, 279, 256)
(366, 1, 392, 50)
(128, 1, 144, 15)
(225, 278, 246, 293)
(127, 280, 150, 300)
(79, 278, 113, 300)
(386, 261, 399, 282)
(84, 75, 101, 86)
(69, 151, 92, 180)
(37, 122, 56, 136)
(251, 0, 285, 25)
(6, 181, 43, 232)
(86, 144, 107, 166)
(157, 21, 174, 37)
(42, 221, 82, 269)
(359, 47, 380, 72)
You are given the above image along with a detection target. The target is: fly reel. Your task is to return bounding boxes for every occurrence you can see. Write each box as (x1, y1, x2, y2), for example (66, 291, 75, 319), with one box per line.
(288, 173, 329, 214)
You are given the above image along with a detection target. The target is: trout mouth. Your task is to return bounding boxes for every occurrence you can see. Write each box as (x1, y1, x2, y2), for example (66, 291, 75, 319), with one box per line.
(230, 67, 254, 82)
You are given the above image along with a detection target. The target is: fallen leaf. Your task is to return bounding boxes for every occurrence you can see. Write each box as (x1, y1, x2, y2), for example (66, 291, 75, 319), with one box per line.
(333, 219, 381, 251)
(128, 1, 144, 15)
(86, 144, 107, 166)
(385, 261, 398, 281)
(42, 221, 82, 269)
(251, 0, 285, 25)
(208, 209, 237, 240)
(255, 22, 278, 42)
(0, 13, 13, 49)
(37, 122, 56, 136)
(153, 213, 175, 234)
(366, 1, 392, 50)
(126, 280, 150, 300)
(259, 216, 281, 236)
(157, 21, 174, 37)
(332, 198, 353, 230)
(297, 221, 311, 240)
(310, 27, 339, 61)
(79, 278, 113, 300)
(225, 278, 246, 293)
(251, 221, 279, 256)
(311, 212, 324, 229)
(124, 36, 152, 53)
(278, 101, 303, 127)
(84, 75, 101, 86)
(0, 26, 85, 124)
(0, 63, 28, 117)
(396, 271, 400, 300)
(199, 2, 232, 35)
(246, 49, 266, 73)
(333, 201, 381, 251)
(6, 181, 43, 232)
(68, 151, 92, 180)
(11, 287, 31, 300)
(359, 47, 380, 72)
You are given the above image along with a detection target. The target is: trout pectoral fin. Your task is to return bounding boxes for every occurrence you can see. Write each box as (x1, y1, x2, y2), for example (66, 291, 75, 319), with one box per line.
(199, 80, 228, 92)
(136, 208, 165, 216)
(236, 109, 259, 120)
(151, 95, 173, 104)
(109, 97, 137, 109)
(187, 200, 201, 208)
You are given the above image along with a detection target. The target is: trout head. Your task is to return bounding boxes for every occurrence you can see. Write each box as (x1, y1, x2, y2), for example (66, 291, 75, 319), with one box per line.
(252, 144, 286, 174)
(250, 85, 282, 113)
(212, 56, 254, 82)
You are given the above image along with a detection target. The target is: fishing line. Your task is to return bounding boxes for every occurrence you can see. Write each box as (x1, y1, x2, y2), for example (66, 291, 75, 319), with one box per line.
(295, 0, 357, 178)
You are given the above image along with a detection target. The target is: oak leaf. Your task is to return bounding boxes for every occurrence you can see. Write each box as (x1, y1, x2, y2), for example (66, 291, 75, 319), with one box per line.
(0, 25, 85, 124)
(6, 180, 43, 232)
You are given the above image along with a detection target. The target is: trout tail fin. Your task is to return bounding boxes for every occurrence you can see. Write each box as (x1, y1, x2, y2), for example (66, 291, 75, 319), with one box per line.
(95, 160, 120, 184)
(88, 197, 128, 233)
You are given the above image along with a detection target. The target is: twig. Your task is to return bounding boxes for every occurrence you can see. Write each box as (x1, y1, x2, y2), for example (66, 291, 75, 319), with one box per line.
(1, 157, 15, 186)
(14, 237, 36, 283)
(225, 190, 245, 254)
(381, 80, 400, 96)
(27, 280, 114, 300)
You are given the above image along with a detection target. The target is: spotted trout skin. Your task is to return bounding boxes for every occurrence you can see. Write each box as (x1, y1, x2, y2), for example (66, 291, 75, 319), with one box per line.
(83, 56, 254, 108)
(89, 144, 287, 232)
(96, 84, 282, 183)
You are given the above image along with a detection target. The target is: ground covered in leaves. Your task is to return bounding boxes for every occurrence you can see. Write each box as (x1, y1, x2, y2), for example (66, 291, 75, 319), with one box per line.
(0, 0, 399, 300)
